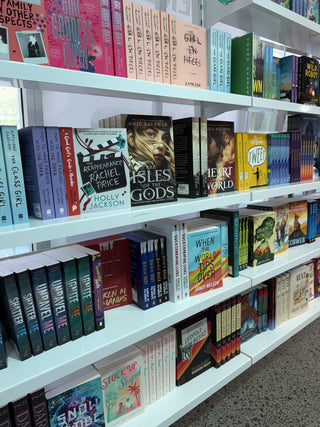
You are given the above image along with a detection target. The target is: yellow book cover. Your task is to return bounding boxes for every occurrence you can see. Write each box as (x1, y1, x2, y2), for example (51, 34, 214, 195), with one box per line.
(243, 133, 268, 188)
(234, 132, 244, 190)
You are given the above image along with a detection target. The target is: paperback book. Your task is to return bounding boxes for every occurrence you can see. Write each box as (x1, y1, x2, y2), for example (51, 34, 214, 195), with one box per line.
(288, 264, 309, 319)
(241, 288, 258, 343)
(297, 56, 319, 105)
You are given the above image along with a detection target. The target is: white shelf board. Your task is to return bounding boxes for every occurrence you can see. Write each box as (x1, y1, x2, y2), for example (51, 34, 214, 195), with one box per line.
(252, 98, 320, 115)
(126, 353, 251, 427)
(0, 192, 251, 250)
(205, 0, 320, 55)
(0, 275, 251, 407)
(240, 239, 320, 287)
(250, 180, 320, 201)
(241, 298, 320, 364)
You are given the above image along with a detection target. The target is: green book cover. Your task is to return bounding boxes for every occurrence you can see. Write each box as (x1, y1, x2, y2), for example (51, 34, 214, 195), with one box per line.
(231, 32, 253, 96)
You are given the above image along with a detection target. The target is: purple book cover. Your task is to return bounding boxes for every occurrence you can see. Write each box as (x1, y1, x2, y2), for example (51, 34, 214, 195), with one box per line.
(10, 396, 32, 427)
(18, 127, 55, 220)
(29, 388, 50, 427)
(111, 0, 127, 77)
(0, 405, 12, 427)
(100, 0, 115, 76)
(293, 55, 298, 103)
(45, 127, 68, 218)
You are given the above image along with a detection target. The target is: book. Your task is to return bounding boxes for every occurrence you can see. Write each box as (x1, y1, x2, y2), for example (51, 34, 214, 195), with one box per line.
(0, 126, 29, 225)
(169, 13, 178, 85)
(207, 27, 218, 91)
(28, 388, 50, 427)
(94, 346, 145, 425)
(110, 0, 127, 77)
(44, 0, 108, 73)
(0, 130, 12, 227)
(123, 0, 136, 80)
(80, 235, 132, 311)
(100, 0, 114, 76)
(132, 2, 145, 81)
(46, 365, 105, 426)
(0, 320, 7, 370)
(314, 257, 320, 298)
(175, 311, 212, 386)
(207, 120, 235, 194)
(210, 303, 222, 368)
(288, 199, 307, 247)
(151, 9, 163, 83)
(143, 6, 154, 82)
(175, 20, 207, 89)
(280, 55, 296, 102)
(0, 0, 50, 64)
(297, 55, 319, 105)
(160, 11, 171, 85)
(0, 405, 11, 426)
(288, 264, 309, 319)
(173, 117, 201, 198)
(231, 32, 253, 96)
(199, 117, 208, 197)
(253, 39, 265, 97)
(0, 262, 32, 361)
(155, 334, 163, 400)
(10, 395, 32, 427)
(18, 126, 55, 220)
(135, 340, 150, 405)
(241, 288, 258, 343)
(234, 132, 244, 190)
(110, 114, 177, 207)
(159, 329, 170, 395)
(217, 29, 225, 93)
(242, 133, 268, 188)
(307, 0, 319, 22)
(45, 127, 68, 218)
(145, 337, 156, 404)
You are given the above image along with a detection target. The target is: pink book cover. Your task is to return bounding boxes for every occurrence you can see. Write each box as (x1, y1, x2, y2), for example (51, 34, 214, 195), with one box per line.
(111, 0, 127, 77)
(100, 0, 115, 75)
(176, 20, 208, 89)
(151, 8, 163, 83)
(169, 14, 178, 85)
(123, 0, 136, 79)
(132, 2, 145, 81)
(142, 5, 154, 82)
(0, 0, 50, 65)
(160, 11, 170, 85)
(44, 0, 108, 73)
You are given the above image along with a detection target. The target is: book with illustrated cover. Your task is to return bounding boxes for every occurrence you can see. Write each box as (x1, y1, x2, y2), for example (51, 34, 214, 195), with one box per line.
(288, 264, 309, 319)
(307, 0, 319, 22)
(28, 388, 50, 427)
(199, 117, 208, 197)
(44, 0, 109, 73)
(280, 55, 297, 102)
(297, 56, 319, 105)
(288, 199, 308, 247)
(207, 121, 235, 194)
(46, 366, 105, 426)
(313, 257, 320, 298)
(241, 288, 258, 343)
(0, 131, 12, 227)
(243, 133, 268, 188)
(94, 346, 145, 425)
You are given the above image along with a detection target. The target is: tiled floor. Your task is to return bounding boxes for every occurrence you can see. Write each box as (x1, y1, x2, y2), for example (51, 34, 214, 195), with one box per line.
(171, 316, 320, 427)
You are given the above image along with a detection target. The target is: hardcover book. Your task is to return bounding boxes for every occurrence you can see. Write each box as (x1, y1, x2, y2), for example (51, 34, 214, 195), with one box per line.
(241, 288, 258, 343)
(0, 131, 12, 227)
(176, 20, 207, 89)
(10, 395, 32, 427)
(297, 56, 319, 105)
(207, 120, 235, 194)
(123, 0, 136, 79)
(46, 366, 105, 426)
(0, 404, 11, 426)
(231, 32, 253, 96)
(28, 388, 50, 427)
(243, 133, 268, 188)
(288, 264, 309, 319)
(0, 126, 29, 225)
(18, 126, 55, 220)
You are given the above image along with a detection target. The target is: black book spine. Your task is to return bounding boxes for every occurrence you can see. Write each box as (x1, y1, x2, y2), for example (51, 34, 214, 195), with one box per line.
(10, 396, 32, 427)
(28, 388, 50, 427)
(0, 404, 12, 427)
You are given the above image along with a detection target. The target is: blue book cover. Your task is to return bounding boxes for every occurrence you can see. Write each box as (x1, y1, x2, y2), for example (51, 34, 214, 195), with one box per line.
(45, 127, 68, 218)
(224, 32, 232, 93)
(307, 0, 319, 22)
(217, 30, 225, 93)
(18, 126, 55, 220)
(280, 56, 294, 102)
(0, 320, 7, 370)
(0, 132, 12, 227)
(207, 27, 218, 91)
(0, 126, 29, 225)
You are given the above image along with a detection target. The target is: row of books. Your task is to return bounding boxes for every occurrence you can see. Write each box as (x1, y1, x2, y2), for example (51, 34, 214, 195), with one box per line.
(272, 0, 319, 22)
(0, 244, 104, 367)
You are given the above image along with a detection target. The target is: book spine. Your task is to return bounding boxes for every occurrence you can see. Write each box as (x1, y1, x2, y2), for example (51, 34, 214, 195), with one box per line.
(31, 267, 57, 351)
(111, 0, 127, 77)
(226, 298, 232, 361)
(234, 133, 244, 190)
(155, 334, 163, 400)
(59, 127, 80, 216)
(0, 404, 11, 426)
(100, 0, 115, 76)
(90, 253, 105, 331)
(0, 132, 12, 226)
(168, 327, 176, 391)
(230, 296, 237, 358)
(224, 32, 232, 93)
(235, 294, 241, 354)
(151, 8, 163, 83)
(169, 13, 178, 85)
(160, 11, 171, 85)
(147, 338, 157, 403)
(143, 6, 154, 82)
(137, 341, 150, 405)
(46, 264, 71, 345)
(153, 237, 163, 304)
(128, 239, 151, 310)
(199, 117, 208, 197)
(75, 256, 95, 335)
(207, 27, 218, 91)
(45, 127, 68, 218)
(161, 330, 170, 395)
(231, 33, 253, 96)
(132, 2, 145, 81)
(217, 30, 225, 92)
(16, 270, 43, 355)
(146, 239, 157, 307)
(10, 396, 32, 427)
(1, 126, 28, 225)
(122, 0, 136, 79)
(211, 304, 222, 368)
(28, 388, 50, 427)
(159, 236, 169, 302)
(220, 301, 227, 364)
(61, 260, 83, 340)
(220, 222, 229, 279)
(179, 222, 189, 299)
(0, 321, 7, 370)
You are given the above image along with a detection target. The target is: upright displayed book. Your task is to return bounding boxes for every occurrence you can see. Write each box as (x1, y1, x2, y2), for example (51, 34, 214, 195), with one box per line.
(288, 264, 309, 319)
(280, 55, 298, 103)
(252, 38, 265, 98)
(207, 121, 235, 194)
(241, 288, 258, 343)
(242, 133, 268, 189)
(288, 199, 308, 247)
(297, 56, 319, 105)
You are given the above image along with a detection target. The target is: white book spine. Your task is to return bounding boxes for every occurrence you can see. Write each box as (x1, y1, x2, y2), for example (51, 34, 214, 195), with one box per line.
(168, 327, 176, 391)
(155, 334, 163, 400)
(136, 341, 150, 406)
(160, 329, 170, 395)
(275, 275, 282, 327)
(179, 222, 189, 299)
(146, 338, 157, 404)
(284, 272, 290, 322)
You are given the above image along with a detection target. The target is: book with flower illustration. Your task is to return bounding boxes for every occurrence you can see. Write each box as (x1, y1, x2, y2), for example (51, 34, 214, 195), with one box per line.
(59, 128, 130, 215)
(94, 346, 145, 426)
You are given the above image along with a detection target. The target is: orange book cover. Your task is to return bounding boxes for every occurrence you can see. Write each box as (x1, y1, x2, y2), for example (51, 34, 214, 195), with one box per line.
(142, 5, 154, 81)
(132, 2, 145, 80)
(176, 20, 207, 89)
(160, 11, 171, 85)
(169, 14, 178, 85)
(151, 9, 163, 83)
(123, 0, 136, 79)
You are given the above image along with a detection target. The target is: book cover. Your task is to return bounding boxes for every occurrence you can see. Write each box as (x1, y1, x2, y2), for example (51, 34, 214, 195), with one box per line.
(143, 6, 154, 82)
(110, 0, 127, 77)
(280, 55, 295, 102)
(0, 126, 29, 225)
(288, 200, 307, 247)
(0, 263, 32, 361)
(175, 311, 212, 386)
(0, 320, 7, 370)
(80, 235, 132, 311)
(207, 120, 235, 194)
(288, 264, 309, 319)
(132, 2, 145, 81)
(243, 133, 268, 188)
(46, 366, 104, 426)
(0, 131, 12, 227)
(207, 27, 218, 91)
(173, 117, 201, 198)
(169, 13, 178, 85)
(247, 210, 276, 267)
(10, 395, 32, 427)
(231, 32, 253, 96)
(28, 388, 50, 427)
(199, 117, 208, 197)
(176, 20, 207, 89)
(253, 39, 265, 97)
(18, 126, 55, 220)
(160, 11, 170, 85)
(234, 132, 244, 190)
(44, 0, 108, 73)
(313, 257, 320, 298)
(186, 218, 222, 297)
(151, 8, 163, 83)
(45, 127, 68, 218)
(123, 0, 136, 80)
(0, 404, 11, 426)
(114, 114, 177, 207)
(100, 0, 114, 76)
(307, 0, 319, 22)
(297, 56, 319, 105)
(94, 347, 145, 425)
(241, 288, 258, 343)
